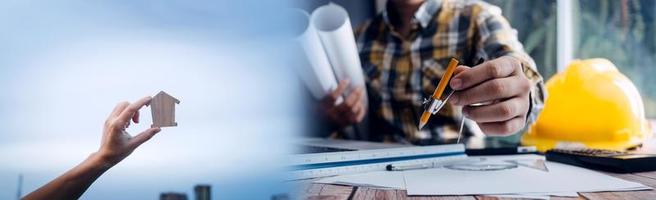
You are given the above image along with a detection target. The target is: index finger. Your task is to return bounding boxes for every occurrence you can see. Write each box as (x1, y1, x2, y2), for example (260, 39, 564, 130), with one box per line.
(116, 96, 152, 124)
(110, 102, 129, 117)
(325, 79, 349, 105)
(336, 87, 364, 114)
(453, 65, 470, 75)
(450, 59, 515, 90)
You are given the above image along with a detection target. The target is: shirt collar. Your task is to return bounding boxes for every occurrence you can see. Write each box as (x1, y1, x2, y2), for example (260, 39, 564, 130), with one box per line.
(383, 0, 442, 29)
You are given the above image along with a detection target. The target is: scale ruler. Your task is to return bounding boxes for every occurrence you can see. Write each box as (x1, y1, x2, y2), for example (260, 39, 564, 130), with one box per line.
(288, 144, 466, 180)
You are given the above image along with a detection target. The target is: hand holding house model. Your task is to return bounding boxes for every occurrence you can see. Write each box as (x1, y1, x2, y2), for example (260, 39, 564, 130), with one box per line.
(149, 91, 180, 128)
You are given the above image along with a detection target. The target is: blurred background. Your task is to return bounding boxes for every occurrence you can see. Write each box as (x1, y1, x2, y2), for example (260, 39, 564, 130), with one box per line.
(301, 0, 656, 116)
(0, 0, 301, 199)
(297, 0, 655, 144)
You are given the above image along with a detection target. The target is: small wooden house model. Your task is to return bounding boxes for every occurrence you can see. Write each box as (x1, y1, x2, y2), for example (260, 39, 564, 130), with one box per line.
(150, 91, 180, 127)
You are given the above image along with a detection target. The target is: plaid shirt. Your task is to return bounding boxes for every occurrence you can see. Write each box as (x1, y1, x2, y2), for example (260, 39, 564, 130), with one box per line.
(355, 0, 545, 143)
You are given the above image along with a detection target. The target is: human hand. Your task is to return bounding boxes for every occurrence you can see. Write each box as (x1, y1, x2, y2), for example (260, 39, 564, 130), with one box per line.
(449, 56, 531, 136)
(320, 79, 366, 128)
(96, 96, 161, 166)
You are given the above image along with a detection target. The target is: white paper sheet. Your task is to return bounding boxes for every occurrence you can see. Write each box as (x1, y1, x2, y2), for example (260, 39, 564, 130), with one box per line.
(311, 3, 366, 94)
(489, 191, 580, 199)
(292, 10, 339, 100)
(315, 171, 407, 189)
(488, 194, 550, 200)
(404, 154, 650, 195)
(314, 154, 650, 197)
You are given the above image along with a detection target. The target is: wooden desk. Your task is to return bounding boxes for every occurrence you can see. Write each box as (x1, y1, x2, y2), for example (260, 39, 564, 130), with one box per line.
(298, 171, 656, 199)
(296, 122, 656, 199)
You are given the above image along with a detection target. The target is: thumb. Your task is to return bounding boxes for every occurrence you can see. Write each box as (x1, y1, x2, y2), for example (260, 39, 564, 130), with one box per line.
(129, 127, 161, 149)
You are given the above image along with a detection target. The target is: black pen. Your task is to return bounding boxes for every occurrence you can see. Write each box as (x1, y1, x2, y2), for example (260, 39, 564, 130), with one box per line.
(465, 146, 538, 156)
(386, 162, 438, 171)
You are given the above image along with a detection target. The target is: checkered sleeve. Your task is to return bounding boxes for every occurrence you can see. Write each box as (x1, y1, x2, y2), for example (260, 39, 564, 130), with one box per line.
(472, 2, 546, 130)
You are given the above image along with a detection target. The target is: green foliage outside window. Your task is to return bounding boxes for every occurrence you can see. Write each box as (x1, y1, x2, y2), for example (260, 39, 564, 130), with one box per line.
(487, 0, 656, 117)
(485, 0, 558, 80)
(574, 0, 656, 117)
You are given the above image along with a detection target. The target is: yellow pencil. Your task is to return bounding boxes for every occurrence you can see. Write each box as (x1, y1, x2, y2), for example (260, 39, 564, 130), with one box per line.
(418, 58, 459, 130)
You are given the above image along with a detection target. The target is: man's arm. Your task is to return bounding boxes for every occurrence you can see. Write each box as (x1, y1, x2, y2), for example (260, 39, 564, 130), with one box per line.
(23, 153, 112, 200)
(469, 3, 546, 127)
(23, 96, 161, 200)
(449, 2, 546, 136)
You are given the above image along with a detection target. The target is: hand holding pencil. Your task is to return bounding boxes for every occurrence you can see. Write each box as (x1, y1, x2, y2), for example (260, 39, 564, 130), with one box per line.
(449, 56, 532, 136)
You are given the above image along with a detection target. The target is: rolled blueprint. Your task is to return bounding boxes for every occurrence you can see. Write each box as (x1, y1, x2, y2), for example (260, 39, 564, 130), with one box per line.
(311, 3, 366, 94)
(292, 10, 340, 100)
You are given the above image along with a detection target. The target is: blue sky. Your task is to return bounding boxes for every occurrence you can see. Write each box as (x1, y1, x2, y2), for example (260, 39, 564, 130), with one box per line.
(0, 0, 302, 199)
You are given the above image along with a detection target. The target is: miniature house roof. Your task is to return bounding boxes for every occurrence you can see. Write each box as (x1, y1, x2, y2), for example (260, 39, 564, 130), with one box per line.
(153, 91, 180, 104)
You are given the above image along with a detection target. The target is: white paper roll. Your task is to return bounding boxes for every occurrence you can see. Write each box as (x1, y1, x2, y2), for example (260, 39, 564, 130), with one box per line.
(292, 10, 339, 100)
(311, 3, 366, 93)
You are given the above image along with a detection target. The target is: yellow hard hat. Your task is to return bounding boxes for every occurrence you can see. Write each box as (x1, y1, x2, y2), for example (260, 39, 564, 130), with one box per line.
(522, 58, 652, 152)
